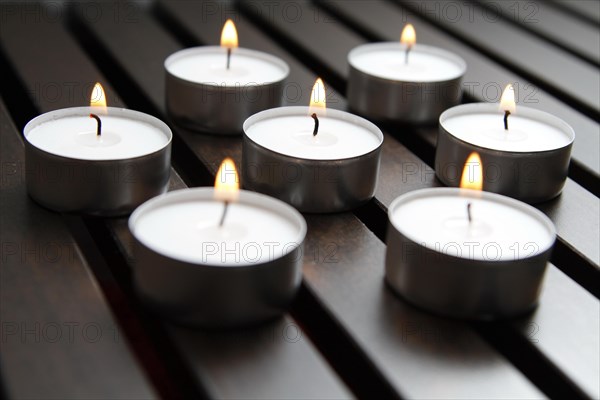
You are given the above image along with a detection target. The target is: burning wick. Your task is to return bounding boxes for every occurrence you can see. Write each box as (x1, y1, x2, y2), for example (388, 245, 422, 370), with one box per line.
(219, 201, 229, 227)
(226, 48, 231, 70)
(405, 46, 412, 65)
(311, 113, 319, 136)
(89, 113, 102, 136)
(503, 110, 511, 130)
(467, 203, 472, 224)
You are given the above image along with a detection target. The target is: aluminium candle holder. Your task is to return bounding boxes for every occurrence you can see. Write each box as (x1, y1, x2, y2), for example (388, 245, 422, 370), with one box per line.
(385, 188, 556, 320)
(435, 104, 574, 203)
(242, 107, 384, 213)
(347, 43, 466, 125)
(129, 188, 306, 329)
(24, 107, 172, 216)
(165, 47, 289, 134)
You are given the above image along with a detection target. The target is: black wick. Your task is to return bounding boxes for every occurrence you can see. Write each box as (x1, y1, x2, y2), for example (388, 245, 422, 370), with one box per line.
(311, 113, 319, 136)
(467, 203, 472, 224)
(219, 201, 229, 227)
(226, 48, 232, 70)
(405, 46, 412, 65)
(89, 113, 102, 136)
(503, 110, 511, 130)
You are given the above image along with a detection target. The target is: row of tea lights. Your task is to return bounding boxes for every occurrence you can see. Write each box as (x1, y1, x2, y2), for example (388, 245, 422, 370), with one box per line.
(23, 21, 572, 327)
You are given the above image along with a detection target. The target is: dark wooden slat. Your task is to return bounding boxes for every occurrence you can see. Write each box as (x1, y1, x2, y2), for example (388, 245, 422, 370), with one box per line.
(304, 0, 600, 268)
(322, 0, 600, 178)
(514, 265, 600, 399)
(0, 96, 157, 399)
(228, 1, 600, 397)
(0, 4, 351, 399)
(475, 0, 600, 65)
(96, 1, 546, 397)
(400, 0, 600, 117)
(549, 0, 600, 25)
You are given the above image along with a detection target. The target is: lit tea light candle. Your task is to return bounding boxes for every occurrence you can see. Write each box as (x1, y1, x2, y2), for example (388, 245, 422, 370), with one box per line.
(242, 78, 384, 213)
(129, 158, 306, 328)
(386, 153, 556, 320)
(347, 23, 466, 124)
(435, 84, 574, 203)
(24, 83, 172, 215)
(165, 19, 289, 134)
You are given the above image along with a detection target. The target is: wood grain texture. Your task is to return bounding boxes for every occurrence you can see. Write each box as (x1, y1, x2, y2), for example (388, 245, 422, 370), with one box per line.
(0, 96, 156, 399)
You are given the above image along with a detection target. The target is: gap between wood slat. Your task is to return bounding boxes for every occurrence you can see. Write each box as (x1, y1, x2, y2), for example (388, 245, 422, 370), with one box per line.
(473, 321, 590, 400)
(291, 284, 403, 400)
(545, 0, 600, 28)
(473, 0, 599, 68)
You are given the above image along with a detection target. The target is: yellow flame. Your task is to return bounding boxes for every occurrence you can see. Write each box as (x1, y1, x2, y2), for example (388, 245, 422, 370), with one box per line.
(220, 19, 238, 49)
(400, 24, 416, 47)
(90, 82, 107, 113)
(500, 84, 516, 114)
(309, 78, 326, 116)
(460, 152, 483, 191)
(214, 157, 240, 202)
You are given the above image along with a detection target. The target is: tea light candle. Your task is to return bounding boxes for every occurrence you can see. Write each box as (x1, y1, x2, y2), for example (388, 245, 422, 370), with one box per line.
(347, 24, 466, 124)
(24, 83, 172, 215)
(243, 79, 383, 213)
(386, 155, 556, 320)
(165, 19, 289, 134)
(435, 84, 574, 203)
(130, 159, 306, 328)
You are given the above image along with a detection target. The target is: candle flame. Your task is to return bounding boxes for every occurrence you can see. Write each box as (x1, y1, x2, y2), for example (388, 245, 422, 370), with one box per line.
(500, 84, 516, 114)
(90, 82, 107, 113)
(400, 24, 416, 47)
(460, 152, 483, 191)
(220, 19, 238, 49)
(309, 78, 326, 116)
(214, 157, 240, 202)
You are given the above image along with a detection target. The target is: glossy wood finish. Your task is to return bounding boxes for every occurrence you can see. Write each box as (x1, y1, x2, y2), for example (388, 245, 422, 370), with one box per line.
(1, 1, 598, 399)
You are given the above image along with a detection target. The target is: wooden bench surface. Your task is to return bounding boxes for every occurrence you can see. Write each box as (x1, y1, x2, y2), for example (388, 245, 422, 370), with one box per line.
(1, 1, 598, 399)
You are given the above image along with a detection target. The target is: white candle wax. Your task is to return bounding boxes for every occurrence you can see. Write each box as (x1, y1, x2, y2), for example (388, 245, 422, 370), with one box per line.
(244, 107, 383, 160)
(24, 107, 170, 160)
(440, 104, 574, 152)
(131, 189, 305, 266)
(389, 188, 555, 261)
(348, 43, 466, 82)
(165, 46, 289, 86)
